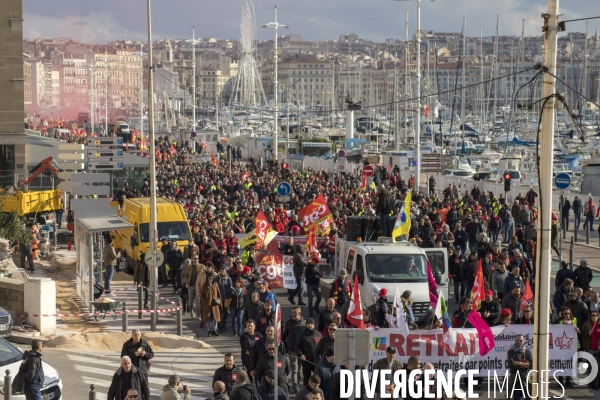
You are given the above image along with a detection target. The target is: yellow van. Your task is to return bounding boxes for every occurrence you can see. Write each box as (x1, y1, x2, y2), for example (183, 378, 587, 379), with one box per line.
(112, 197, 192, 272)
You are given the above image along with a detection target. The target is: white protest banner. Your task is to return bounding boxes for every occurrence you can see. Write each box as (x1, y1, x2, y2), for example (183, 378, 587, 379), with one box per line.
(365, 325, 577, 377)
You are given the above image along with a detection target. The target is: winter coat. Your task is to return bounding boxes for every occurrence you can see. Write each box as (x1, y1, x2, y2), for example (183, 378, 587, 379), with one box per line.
(216, 275, 233, 302)
(22, 350, 44, 390)
(313, 355, 341, 400)
(201, 281, 222, 322)
(503, 274, 524, 298)
(295, 328, 322, 362)
(231, 382, 260, 400)
(159, 385, 192, 400)
(317, 309, 335, 333)
(375, 297, 391, 328)
(227, 287, 246, 310)
(120, 338, 154, 374)
(186, 264, 204, 288)
(574, 266, 593, 289)
(243, 300, 264, 324)
(479, 300, 501, 326)
(107, 365, 150, 400)
(501, 295, 522, 323)
(257, 384, 288, 400)
(555, 267, 575, 289)
(282, 317, 306, 353)
(255, 353, 291, 391)
(572, 199, 583, 215)
(293, 254, 307, 277)
(305, 263, 322, 286)
(492, 269, 509, 298)
(103, 244, 118, 266)
(250, 336, 274, 371)
(552, 285, 571, 311)
(240, 331, 263, 369)
(564, 299, 590, 329)
(167, 248, 184, 270)
(314, 334, 335, 361)
(213, 364, 241, 395)
(257, 311, 276, 337)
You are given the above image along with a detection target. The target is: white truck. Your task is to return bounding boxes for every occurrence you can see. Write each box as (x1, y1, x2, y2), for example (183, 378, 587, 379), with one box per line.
(335, 238, 449, 322)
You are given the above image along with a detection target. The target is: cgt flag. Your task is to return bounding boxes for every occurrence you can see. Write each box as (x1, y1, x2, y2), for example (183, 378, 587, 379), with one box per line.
(471, 258, 486, 311)
(520, 278, 534, 311)
(298, 194, 332, 231)
(306, 225, 319, 259)
(255, 211, 272, 247)
(346, 274, 364, 329)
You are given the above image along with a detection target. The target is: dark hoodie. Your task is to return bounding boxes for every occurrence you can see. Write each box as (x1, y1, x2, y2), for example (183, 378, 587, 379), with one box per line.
(295, 328, 322, 363)
(22, 350, 44, 390)
(313, 354, 341, 400)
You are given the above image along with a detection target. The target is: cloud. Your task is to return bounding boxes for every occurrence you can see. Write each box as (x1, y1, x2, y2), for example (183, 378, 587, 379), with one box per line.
(22, 0, 600, 44)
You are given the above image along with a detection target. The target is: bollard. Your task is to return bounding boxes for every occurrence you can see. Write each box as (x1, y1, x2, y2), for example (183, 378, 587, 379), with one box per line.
(586, 223, 590, 245)
(67, 241, 72, 251)
(177, 300, 183, 336)
(4, 369, 12, 400)
(575, 224, 578, 242)
(122, 302, 128, 333)
(569, 236, 574, 270)
(89, 384, 97, 400)
(138, 285, 143, 320)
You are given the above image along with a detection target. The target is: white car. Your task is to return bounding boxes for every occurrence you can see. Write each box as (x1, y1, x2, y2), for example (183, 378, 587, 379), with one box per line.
(0, 338, 62, 399)
(442, 169, 474, 178)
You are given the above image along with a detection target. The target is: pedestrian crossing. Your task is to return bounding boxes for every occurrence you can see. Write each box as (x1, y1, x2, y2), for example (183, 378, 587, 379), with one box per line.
(66, 348, 226, 400)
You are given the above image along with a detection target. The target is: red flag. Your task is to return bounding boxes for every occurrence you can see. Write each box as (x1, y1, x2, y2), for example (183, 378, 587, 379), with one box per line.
(156, 149, 161, 160)
(211, 151, 217, 166)
(423, 105, 430, 116)
(358, 172, 368, 191)
(306, 225, 319, 258)
(241, 171, 250, 183)
(471, 258, 485, 310)
(298, 194, 332, 231)
(468, 309, 495, 356)
(386, 164, 391, 171)
(254, 211, 272, 247)
(520, 279, 534, 311)
(346, 274, 364, 329)
(170, 144, 177, 156)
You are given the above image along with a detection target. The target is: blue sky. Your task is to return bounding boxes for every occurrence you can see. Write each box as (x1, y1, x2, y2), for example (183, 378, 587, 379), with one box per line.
(23, 0, 600, 44)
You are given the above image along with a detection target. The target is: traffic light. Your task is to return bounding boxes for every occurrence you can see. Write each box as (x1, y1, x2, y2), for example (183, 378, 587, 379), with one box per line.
(281, 162, 290, 180)
(504, 172, 512, 192)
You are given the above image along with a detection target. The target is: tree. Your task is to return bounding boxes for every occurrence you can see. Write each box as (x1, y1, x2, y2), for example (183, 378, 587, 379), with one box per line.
(0, 198, 30, 247)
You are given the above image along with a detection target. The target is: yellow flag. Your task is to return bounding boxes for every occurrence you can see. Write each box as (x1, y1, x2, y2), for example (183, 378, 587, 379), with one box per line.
(392, 189, 412, 240)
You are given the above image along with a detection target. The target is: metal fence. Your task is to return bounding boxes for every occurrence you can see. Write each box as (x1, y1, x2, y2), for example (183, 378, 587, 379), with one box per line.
(0, 171, 17, 188)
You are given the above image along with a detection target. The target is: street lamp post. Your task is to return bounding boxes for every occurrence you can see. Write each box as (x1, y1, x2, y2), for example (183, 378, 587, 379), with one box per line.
(132, 47, 145, 134)
(147, 0, 158, 331)
(262, 6, 288, 161)
(187, 28, 201, 153)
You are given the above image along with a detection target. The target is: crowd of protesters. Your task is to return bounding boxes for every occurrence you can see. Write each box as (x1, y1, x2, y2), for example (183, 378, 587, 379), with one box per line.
(103, 138, 600, 399)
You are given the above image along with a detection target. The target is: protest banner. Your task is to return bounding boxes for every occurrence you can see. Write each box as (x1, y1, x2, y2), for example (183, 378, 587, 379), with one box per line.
(365, 325, 577, 377)
(256, 254, 327, 290)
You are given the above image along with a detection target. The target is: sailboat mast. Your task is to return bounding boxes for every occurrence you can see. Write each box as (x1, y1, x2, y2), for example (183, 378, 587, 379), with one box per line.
(492, 15, 499, 125)
(460, 16, 466, 148)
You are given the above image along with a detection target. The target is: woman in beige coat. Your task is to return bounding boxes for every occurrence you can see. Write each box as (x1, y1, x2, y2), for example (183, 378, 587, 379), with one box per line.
(186, 261, 205, 317)
(200, 272, 221, 337)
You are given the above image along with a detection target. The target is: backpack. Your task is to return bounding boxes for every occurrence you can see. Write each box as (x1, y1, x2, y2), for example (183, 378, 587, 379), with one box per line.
(11, 358, 29, 393)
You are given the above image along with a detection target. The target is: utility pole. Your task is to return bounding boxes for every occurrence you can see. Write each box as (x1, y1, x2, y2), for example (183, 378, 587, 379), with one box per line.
(187, 28, 198, 153)
(415, 0, 422, 191)
(147, 0, 158, 332)
(104, 50, 108, 136)
(139, 45, 144, 134)
(532, 2, 559, 399)
(262, 6, 288, 161)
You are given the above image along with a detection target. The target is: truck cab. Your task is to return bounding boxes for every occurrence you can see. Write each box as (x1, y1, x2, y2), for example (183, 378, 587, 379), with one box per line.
(336, 239, 448, 321)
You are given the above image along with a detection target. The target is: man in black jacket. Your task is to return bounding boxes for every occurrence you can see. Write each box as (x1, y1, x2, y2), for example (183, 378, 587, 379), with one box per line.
(167, 241, 184, 292)
(107, 356, 150, 400)
(22, 340, 44, 400)
(295, 319, 322, 386)
(213, 353, 241, 395)
(375, 185, 393, 237)
(251, 326, 276, 376)
(254, 343, 291, 393)
(120, 329, 154, 383)
(479, 290, 501, 326)
(288, 253, 307, 306)
(461, 252, 478, 296)
(314, 323, 336, 361)
(282, 307, 306, 393)
(574, 259, 594, 289)
(564, 289, 590, 330)
(317, 299, 336, 332)
(305, 259, 323, 317)
(240, 320, 262, 376)
(449, 246, 466, 303)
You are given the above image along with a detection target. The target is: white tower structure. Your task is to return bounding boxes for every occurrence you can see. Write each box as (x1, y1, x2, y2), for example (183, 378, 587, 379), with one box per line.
(230, 0, 266, 107)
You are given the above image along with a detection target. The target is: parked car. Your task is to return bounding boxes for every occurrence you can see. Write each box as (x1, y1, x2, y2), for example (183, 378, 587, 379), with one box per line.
(442, 169, 474, 178)
(0, 307, 12, 337)
(0, 337, 63, 399)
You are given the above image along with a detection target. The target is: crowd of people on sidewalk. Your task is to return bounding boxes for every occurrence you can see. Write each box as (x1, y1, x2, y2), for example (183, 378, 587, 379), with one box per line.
(98, 139, 600, 399)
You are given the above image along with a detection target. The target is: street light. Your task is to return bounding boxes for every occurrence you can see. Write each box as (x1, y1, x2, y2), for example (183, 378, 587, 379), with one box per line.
(186, 28, 202, 153)
(262, 6, 288, 161)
